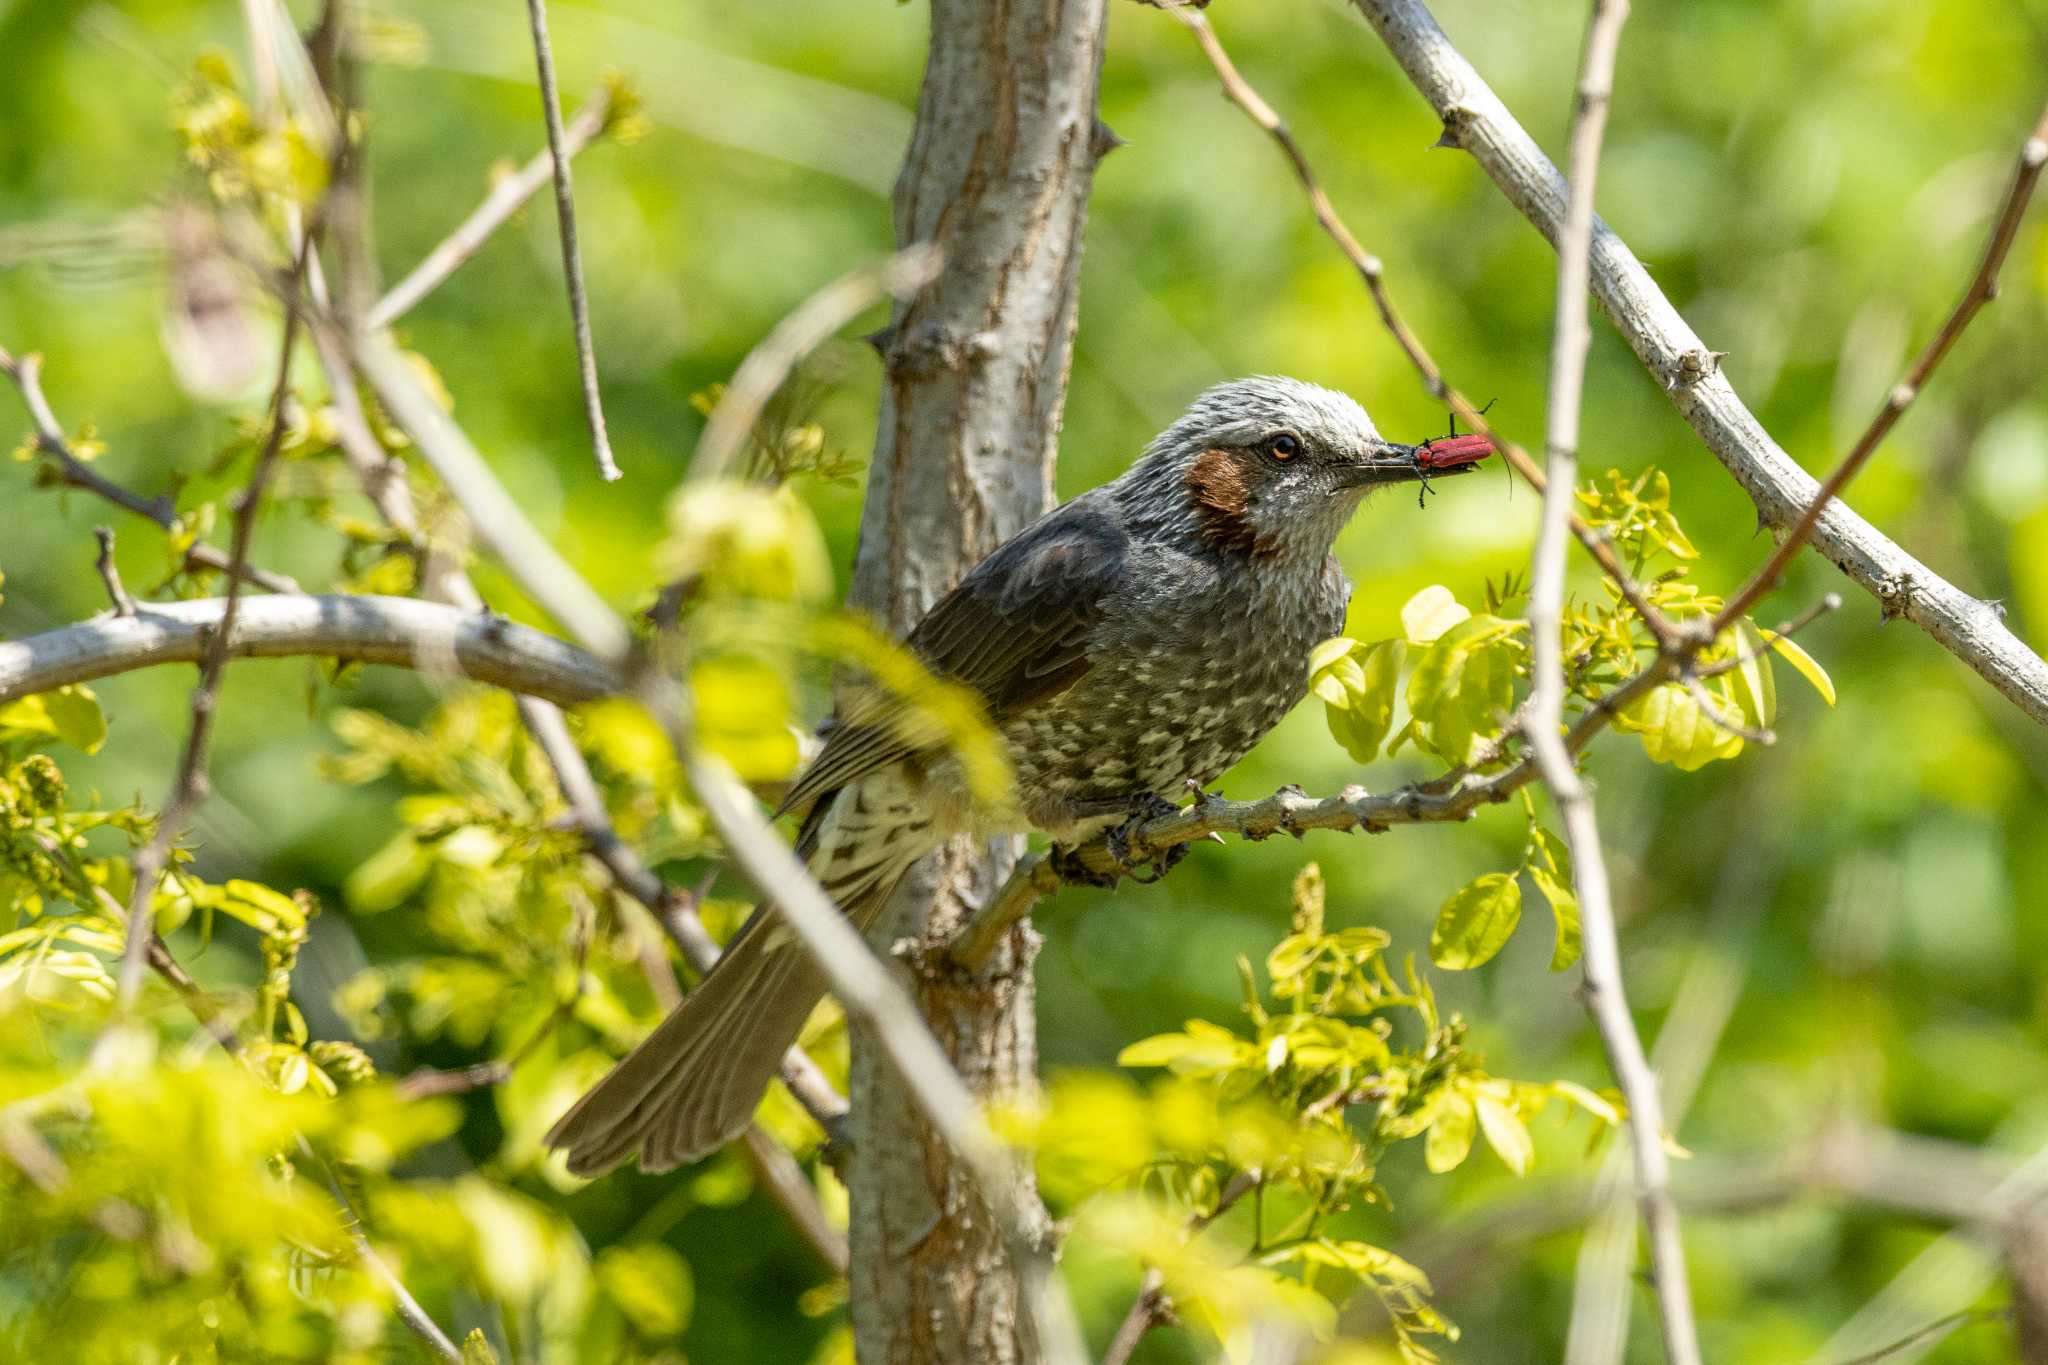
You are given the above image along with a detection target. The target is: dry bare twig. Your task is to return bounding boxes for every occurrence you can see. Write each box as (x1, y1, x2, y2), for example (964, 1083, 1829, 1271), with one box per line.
(367, 83, 615, 332)
(688, 243, 944, 484)
(1524, 3, 1702, 1362)
(522, 0, 619, 482)
(108, 247, 309, 1019)
(0, 346, 301, 595)
(1713, 98, 2048, 630)
(91, 527, 138, 618)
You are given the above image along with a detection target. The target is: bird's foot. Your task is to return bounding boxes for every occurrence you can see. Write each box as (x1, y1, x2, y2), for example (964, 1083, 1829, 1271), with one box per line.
(1109, 793, 1186, 885)
(1047, 793, 1184, 889)
(1048, 842, 1121, 889)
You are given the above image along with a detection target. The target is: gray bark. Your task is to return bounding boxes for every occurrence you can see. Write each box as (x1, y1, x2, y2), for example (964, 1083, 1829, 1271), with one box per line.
(845, 1, 1108, 1360)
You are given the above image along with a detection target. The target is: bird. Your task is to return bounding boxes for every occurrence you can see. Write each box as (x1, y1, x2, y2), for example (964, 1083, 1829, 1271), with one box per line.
(545, 375, 1491, 1175)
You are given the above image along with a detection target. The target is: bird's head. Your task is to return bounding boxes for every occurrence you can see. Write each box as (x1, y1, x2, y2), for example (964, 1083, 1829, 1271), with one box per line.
(1127, 376, 1488, 560)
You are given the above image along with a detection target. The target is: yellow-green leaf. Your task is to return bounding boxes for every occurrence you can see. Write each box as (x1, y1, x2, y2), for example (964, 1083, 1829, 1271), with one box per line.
(44, 686, 107, 754)
(1474, 1091, 1533, 1175)
(462, 1329, 502, 1365)
(1528, 826, 1581, 972)
(1425, 1089, 1476, 1173)
(1615, 682, 1743, 771)
(1727, 621, 1778, 728)
(1761, 629, 1835, 706)
(1400, 584, 1470, 643)
(1429, 872, 1522, 970)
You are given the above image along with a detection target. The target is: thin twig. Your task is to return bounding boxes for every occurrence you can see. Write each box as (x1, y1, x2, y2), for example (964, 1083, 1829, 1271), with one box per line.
(1693, 592, 1841, 678)
(1163, 5, 1677, 645)
(0, 346, 299, 595)
(312, 1141, 465, 1363)
(1522, 4, 1700, 1363)
(1713, 99, 2048, 630)
(522, 0, 618, 482)
(367, 84, 614, 332)
(689, 244, 943, 483)
(92, 527, 137, 617)
(108, 247, 309, 1021)
(1102, 1168, 1260, 1365)
(651, 679, 1083, 1363)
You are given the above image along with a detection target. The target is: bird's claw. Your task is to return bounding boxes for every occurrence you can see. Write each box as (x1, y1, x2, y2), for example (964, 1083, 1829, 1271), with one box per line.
(1048, 793, 1186, 889)
(1109, 793, 1184, 884)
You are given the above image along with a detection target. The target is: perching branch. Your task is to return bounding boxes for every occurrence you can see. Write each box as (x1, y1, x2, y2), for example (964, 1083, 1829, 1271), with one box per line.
(1524, 3, 1701, 1363)
(521, 0, 619, 482)
(0, 346, 300, 596)
(1712, 98, 2048, 630)
(1350, 0, 2048, 727)
(366, 83, 615, 332)
(954, 658, 1673, 970)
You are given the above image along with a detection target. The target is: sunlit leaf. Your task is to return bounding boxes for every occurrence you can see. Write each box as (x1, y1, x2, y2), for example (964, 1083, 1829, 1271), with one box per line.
(1425, 1089, 1475, 1173)
(1614, 682, 1744, 771)
(1474, 1091, 1533, 1175)
(1400, 585, 1470, 643)
(1429, 873, 1522, 970)
(1527, 827, 1581, 972)
(1761, 628, 1836, 706)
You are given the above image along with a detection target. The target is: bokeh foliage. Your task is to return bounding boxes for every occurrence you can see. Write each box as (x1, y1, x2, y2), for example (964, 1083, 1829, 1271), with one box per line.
(2, 0, 2047, 1361)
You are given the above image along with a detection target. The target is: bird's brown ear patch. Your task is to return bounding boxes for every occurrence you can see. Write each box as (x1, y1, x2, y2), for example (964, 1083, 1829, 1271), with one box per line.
(1186, 448, 1263, 554)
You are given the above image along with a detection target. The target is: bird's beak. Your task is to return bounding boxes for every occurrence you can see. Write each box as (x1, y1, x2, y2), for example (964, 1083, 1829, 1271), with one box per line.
(1330, 433, 1495, 489)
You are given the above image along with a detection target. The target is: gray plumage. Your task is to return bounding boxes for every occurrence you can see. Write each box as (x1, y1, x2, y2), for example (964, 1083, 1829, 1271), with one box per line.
(546, 377, 1476, 1174)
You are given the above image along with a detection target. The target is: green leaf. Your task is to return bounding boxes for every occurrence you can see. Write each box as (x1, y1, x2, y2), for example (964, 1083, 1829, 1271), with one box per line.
(1425, 1089, 1476, 1173)
(1400, 585, 1470, 643)
(1117, 1021, 1253, 1075)
(596, 1243, 695, 1338)
(1761, 629, 1835, 705)
(1406, 616, 1524, 765)
(1312, 638, 1404, 762)
(1727, 621, 1778, 728)
(1527, 827, 1582, 972)
(1474, 1091, 1534, 1175)
(44, 686, 107, 754)
(1429, 872, 1522, 970)
(462, 1329, 502, 1365)
(1615, 683, 1743, 771)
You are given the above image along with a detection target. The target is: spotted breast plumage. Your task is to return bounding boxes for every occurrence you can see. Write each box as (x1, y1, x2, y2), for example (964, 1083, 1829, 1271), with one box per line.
(546, 376, 1488, 1175)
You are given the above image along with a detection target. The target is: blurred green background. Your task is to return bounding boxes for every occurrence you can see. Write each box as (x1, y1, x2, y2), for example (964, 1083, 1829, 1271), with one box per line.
(4, 0, 2048, 1360)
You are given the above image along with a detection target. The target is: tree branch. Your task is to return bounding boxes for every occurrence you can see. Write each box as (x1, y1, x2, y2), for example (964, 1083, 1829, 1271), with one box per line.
(366, 84, 614, 332)
(521, 0, 618, 482)
(0, 594, 619, 708)
(1350, 0, 2048, 726)
(0, 345, 301, 595)
(952, 658, 1672, 970)
(1712, 98, 2048, 630)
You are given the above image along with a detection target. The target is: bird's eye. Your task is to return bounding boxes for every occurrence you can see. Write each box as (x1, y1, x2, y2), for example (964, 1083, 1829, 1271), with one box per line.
(1268, 433, 1302, 461)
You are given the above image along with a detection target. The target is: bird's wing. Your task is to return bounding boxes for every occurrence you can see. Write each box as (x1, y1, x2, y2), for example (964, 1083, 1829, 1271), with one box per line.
(776, 494, 1129, 819)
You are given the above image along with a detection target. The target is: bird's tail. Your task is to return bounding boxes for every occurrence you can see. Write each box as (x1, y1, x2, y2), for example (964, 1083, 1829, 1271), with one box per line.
(546, 795, 934, 1175)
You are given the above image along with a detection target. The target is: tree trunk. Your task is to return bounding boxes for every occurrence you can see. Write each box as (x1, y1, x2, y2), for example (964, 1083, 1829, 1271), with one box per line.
(845, 1, 1107, 1361)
